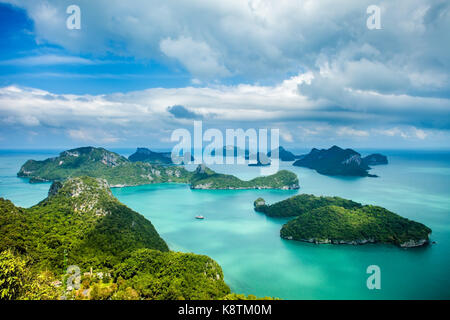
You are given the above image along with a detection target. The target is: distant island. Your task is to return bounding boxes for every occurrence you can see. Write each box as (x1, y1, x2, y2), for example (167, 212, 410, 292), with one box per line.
(128, 147, 173, 164)
(254, 194, 431, 248)
(128, 147, 194, 165)
(248, 152, 271, 167)
(362, 153, 388, 166)
(293, 145, 388, 177)
(0, 176, 237, 300)
(210, 145, 297, 162)
(268, 146, 297, 161)
(17, 146, 299, 190)
(191, 164, 299, 190)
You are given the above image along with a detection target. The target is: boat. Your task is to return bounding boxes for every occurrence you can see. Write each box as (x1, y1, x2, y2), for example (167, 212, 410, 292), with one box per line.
(195, 215, 205, 219)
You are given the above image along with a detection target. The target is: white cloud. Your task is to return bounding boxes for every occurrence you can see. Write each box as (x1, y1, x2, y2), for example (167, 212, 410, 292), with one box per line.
(160, 36, 230, 78)
(3, 0, 449, 88)
(337, 127, 369, 137)
(68, 129, 121, 143)
(374, 127, 429, 140)
(280, 130, 294, 142)
(0, 54, 94, 66)
(413, 128, 428, 140)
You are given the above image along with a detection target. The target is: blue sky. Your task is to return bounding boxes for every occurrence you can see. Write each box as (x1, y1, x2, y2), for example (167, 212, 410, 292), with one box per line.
(0, 0, 449, 150)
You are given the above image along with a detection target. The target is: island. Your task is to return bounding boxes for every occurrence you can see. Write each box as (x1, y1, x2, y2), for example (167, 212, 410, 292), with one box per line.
(17, 146, 300, 190)
(293, 145, 388, 177)
(211, 145, 297, 162)
(254, 194, 431, 248)
(18, 146, 191, 186)
(362, 153, 388, 166)
(0, 176, 231, 299)
(268, 146, 297, 161)
(128, 147, 194, 164)
(190, 164, 299, 189)
(128, 147, 173, 164)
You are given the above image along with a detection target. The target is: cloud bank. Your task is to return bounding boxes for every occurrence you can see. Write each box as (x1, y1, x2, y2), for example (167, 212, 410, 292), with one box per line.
(0, 0, 449, 148)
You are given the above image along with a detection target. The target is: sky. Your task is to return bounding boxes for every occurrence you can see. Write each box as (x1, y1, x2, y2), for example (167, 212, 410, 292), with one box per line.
(0, 0, 449, 150)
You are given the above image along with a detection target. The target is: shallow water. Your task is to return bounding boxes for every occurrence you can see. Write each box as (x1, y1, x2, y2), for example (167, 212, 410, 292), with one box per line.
(1, 149, 449, 299)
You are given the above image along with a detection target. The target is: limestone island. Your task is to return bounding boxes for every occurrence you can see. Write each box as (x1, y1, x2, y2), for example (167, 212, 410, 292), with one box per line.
(17, 146, 299, 190)
(190, 164, 299, 190)
(0, 176, 232, 299)
(254, 194, 431, 248)
(128, 147, 194, 165)
(293, 145, 388, 177)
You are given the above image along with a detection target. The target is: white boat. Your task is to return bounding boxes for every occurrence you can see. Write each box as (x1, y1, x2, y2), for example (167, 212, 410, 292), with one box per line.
(195, 215, 205, 219)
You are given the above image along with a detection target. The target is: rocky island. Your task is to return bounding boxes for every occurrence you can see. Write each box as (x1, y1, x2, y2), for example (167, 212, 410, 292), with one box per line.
(293, 146, 388, 177)
(268, 146, 297, 161)
(128, 147, 194, 165)
(18, 146, 299, 190)
(128, 147, 173, 164)
(18, 146, 191, 186)
(362, 153, 388, 166)
(254, 194, 431, 248)
(190, 164, 299, 190)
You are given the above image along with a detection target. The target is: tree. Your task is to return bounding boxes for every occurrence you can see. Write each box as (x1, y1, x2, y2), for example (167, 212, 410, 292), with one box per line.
(0, 250, 27, 300)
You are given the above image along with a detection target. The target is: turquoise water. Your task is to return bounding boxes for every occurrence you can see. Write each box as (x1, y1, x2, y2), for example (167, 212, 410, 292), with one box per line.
(1, 150, 449, 299)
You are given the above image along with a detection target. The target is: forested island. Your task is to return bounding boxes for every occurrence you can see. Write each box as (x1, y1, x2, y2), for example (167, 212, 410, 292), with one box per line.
(293, 146, 388, 177)
(0, 176, 273, 300)
(17, 147, 299, 190)
(128, 147, 194, 165)
(191, 164, 298, 189)
(254, 194, 431, 248)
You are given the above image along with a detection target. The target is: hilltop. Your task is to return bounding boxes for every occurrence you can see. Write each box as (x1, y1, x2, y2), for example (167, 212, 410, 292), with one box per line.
(1, 176, 168, 271)
(128, 147, 173, 164)
(254, 194, 362, 217)
(128, 147, 194, 165)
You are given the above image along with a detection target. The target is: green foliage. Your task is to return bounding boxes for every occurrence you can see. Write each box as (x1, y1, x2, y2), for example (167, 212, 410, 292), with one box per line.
(0, 249, 27, 300)
(20, 270, 62, 300)
(190, 168, 299, 189)
(112, 249, 230, 300)
(1, 177, 168, 273)
(18, 147, 192, 186)
(254, 194, 361, 217)
(280, 205, 432, 246)
(18, 147, 299, 190)
(0, 177, 245, 300)
(221, 293, 277, 300)
(88, 282, 117, 300)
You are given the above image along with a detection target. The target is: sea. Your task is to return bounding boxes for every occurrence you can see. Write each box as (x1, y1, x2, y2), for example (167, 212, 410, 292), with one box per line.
(0, 148, 449, 299)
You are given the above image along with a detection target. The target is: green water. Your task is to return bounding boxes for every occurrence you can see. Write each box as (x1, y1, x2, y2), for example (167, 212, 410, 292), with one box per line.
(1, 150, 449, 299)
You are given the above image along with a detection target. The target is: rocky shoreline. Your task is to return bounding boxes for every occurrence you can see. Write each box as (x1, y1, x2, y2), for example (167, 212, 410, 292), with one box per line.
(191, 183, 300, 190)
(281, 235, 430, 248)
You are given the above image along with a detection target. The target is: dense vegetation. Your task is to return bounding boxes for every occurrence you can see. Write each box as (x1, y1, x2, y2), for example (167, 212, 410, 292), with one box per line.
(280, 205, 431, 246)
(0, 176, 234, 300)
(255, 194, 431, 247)
(18, 146, 299, 190)
(254, 194, 361, 217)
(190, 165, 299, 189)
(1, 177, 168, 272)
(293, 145, 386, 177)
(18, 147, 191, 186)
